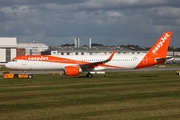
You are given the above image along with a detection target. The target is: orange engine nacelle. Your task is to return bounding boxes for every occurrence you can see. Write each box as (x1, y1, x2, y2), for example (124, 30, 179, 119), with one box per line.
(64, 66, 82, 76)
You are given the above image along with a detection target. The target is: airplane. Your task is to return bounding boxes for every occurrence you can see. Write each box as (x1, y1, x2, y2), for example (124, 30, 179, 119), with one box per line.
(5, 31, 173, 78)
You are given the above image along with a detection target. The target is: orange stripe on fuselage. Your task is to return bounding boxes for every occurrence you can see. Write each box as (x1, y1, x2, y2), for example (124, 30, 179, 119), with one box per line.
(14, 55, 123, 69)
(14, 55, 89, 64)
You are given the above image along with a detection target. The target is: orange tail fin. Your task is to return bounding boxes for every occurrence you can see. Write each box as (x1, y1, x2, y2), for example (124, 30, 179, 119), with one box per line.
(149, 32, 172, 57)
(135, 32, 172, 69)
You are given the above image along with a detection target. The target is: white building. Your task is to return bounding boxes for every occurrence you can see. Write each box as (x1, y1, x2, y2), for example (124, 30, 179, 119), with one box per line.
(0, 38, 49, 63)
(17, 41, 49, 55)
(0, 37, 17, 63)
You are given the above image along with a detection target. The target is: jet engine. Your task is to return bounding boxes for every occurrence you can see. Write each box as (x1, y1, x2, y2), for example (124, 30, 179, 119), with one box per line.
(64, 66, 82, 76)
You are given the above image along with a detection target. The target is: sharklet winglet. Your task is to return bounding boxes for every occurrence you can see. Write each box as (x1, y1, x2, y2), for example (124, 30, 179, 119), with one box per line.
(107, 50, 116, 61)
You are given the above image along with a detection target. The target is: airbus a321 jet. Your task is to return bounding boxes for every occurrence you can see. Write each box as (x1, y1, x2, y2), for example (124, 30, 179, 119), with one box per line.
(5, 32, 173, 78)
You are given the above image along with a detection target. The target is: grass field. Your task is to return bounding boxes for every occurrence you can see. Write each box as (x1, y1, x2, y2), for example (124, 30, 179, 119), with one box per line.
(0, 71, 180, 120)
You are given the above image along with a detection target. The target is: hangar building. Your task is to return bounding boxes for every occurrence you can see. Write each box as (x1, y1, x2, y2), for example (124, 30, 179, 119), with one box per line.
(17, 41, 49, 56)
(0, 37, 17, 63)
(0, 38, 49, 64)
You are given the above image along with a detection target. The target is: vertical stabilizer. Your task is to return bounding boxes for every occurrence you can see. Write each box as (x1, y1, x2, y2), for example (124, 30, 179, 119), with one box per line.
(149, 32, 172, 57)
(135, 32, 172, 69)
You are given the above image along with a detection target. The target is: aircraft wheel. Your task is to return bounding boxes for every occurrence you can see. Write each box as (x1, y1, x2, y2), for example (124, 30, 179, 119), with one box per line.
(14, 74, 19, 79)
(28, 74, 33, 79)
(176, 71, 179, 75)
(86, 73, 93, 78)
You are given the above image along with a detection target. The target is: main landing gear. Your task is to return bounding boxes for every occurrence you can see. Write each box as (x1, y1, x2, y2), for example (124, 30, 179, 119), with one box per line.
(86, 72, 93, 78)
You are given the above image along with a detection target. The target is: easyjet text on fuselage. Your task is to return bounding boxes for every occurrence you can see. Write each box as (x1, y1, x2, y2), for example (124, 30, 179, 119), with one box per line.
(28, 56, 49, 61)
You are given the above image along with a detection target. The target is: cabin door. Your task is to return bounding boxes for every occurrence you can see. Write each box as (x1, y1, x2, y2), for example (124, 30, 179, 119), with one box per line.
(22, 57, 27, 65)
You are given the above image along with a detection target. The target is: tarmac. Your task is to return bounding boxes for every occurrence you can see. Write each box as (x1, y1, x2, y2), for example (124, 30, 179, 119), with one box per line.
(1, 66, 180, 75)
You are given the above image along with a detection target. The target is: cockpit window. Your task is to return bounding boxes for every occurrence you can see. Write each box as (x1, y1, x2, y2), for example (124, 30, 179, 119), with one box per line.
(12, 59, 17, 62)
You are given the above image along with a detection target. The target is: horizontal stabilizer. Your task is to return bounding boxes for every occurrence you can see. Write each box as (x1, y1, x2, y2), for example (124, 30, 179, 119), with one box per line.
(155, 56, 174, 63)
(165, 56, 175, 62)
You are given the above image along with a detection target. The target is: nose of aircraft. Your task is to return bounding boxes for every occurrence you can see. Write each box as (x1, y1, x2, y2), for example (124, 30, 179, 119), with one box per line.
(5, 62, 11, 69)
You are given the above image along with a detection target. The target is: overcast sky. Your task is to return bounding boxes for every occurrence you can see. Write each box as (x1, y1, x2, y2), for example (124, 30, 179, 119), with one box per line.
(0, 0, 180, 47)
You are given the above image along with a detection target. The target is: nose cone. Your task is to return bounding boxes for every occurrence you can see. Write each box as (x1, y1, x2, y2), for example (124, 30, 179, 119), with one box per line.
(5, 62, 11, 69)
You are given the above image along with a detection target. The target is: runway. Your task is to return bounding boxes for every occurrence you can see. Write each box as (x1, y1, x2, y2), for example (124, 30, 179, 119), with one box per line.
(1, 66, 180, 75)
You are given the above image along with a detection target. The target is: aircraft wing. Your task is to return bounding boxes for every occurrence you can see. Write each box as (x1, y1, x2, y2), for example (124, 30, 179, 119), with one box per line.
(79, 51, 116, 70)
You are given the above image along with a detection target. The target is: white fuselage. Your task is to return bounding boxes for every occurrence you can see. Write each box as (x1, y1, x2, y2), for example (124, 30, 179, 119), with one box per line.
(5, 53, 146, 71)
